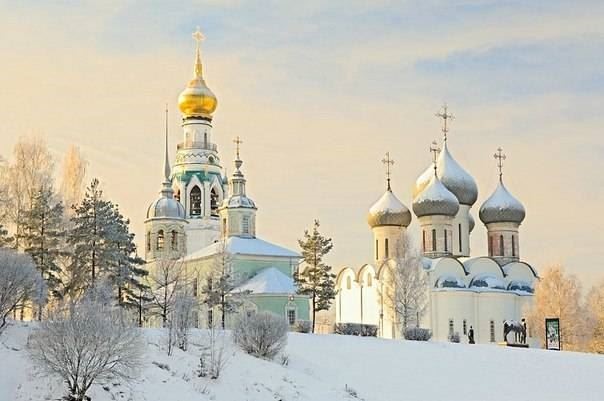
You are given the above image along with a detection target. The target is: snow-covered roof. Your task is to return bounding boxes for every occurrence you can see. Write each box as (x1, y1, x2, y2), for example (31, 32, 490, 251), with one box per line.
(233, 267, 296, 294)
(185, 236, 301, 261)
(479, 180, 525, 225)
(367, 190, 411, 228)
(412, 174, 460, 217)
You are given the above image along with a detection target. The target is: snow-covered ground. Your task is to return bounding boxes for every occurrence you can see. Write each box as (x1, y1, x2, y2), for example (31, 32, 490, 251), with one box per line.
(2, 321, 603, 401)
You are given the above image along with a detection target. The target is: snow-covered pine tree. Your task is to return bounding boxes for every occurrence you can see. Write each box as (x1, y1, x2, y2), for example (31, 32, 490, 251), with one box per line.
(295, 220, 336, 333)
(67, 178, 117, 293)
(19, 184, 66, 319)
(107, 206, 149, 309)
(200, 240, 245, 329)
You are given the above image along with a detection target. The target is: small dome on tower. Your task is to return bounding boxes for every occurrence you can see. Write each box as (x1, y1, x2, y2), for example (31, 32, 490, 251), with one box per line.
(479, 180, 525, 225)
(367, 190, 412, 228)
(412, 174, 460, 218)
(178, 28, 218, 119)
(147, 196, 185, 219)
(413, 144, 477, 206)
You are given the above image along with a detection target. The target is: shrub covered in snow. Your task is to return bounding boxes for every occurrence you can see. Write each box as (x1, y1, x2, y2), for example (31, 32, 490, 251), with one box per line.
(28, 295, 144, 401)
(0, 249, 40, 332)
(233, 311, 288, 359)
(334, 323, 378, 337)
(404, 327, 432, 341)
(292, 320, 312, 333)
(449, 332, 461, 343)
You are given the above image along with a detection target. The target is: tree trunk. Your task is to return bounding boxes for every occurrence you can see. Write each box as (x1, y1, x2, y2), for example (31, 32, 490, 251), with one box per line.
(311, 293, 316, 334)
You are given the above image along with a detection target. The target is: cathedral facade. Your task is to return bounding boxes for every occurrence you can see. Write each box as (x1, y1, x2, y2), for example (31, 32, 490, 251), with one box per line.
(144, 29, 309, 329)
(335, 109, 537, 344)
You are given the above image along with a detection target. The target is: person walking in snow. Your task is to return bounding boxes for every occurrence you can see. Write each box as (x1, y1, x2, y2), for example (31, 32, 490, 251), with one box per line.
(468, 326, 475, 344)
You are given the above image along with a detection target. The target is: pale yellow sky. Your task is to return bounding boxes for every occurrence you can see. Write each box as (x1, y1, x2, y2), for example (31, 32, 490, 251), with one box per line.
(1, 1, 603, 287)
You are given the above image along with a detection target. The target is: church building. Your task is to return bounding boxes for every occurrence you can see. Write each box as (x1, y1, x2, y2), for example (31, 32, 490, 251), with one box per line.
(335, 107, 537, 344)
(144, 29, 309, 328)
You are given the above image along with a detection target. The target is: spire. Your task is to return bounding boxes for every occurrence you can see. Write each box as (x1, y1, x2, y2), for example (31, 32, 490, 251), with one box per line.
(435, 103, 454, 143)
(231, 136, 246, 196)
(192, 26, 205, 78)
(163, 105, 171, 182)
(494, 146, 506, 182)
(381, 152, 394, 191)
(233, 136, 244, 174)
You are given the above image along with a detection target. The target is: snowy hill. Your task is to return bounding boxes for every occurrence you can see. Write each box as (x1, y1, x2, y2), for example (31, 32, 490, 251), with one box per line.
(1, 322, 603, 401)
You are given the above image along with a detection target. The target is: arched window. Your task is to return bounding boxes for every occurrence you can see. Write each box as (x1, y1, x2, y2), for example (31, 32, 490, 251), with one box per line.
(242, 216, 250, 234)
(367, 274, 372, 287)
(222, 218, 227, 236)
(190, 186, 202, 216)
(499, 235, 504, 256)
(171, 230, 178, 250)
(422, 230, 426, 252)
(444, 229, 448, 252)
(210, 188, 219, 216)
(488, 236, 494, 256)
(385, 238, 389, 258)
(458, 224, 462, 252)
(375, 239, 379, 260)
(448, 319, 454, 337)
(146, 232, 151, 251)
(512, 235, 516, 257)
(156, 230, 164, 251)
(490, 320, 496, 342)
(346, 276, 352, 290)
(432, 229, 437, 252)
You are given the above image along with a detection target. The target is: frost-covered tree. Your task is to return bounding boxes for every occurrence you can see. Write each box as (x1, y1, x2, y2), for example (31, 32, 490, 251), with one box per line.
(106, 207, 148, 309)
(60, 145, 87, 214)
(3, 137, 54, 250)
(295, 220, 336, 333)
(147, 255, 187, 327)
(28, 294, 144, 401)
(527, 265, 587, 351)
(172, 291, 196, 352)
(233, 311, 288, 360)
(0, 249, 40, 331)
(200, 240, 245, 329)
(19, 185, 65, 319)
(381, 234, 428, 330)
(586, 281, 604, 354)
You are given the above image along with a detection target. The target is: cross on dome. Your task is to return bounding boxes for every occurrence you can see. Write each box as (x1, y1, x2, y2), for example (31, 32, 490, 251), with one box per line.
(494, 147, 506, 181)
(234, 136, 243, 159)
(192, 26, 205, 44)
(192, 27, 205, 78)
(435, 103, 455, 142)
(381, 152, 394, 191)
(430, 140, 440, 175)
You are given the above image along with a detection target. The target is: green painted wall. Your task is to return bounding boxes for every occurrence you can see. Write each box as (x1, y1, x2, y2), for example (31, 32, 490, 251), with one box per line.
(249, 295, 310, 321)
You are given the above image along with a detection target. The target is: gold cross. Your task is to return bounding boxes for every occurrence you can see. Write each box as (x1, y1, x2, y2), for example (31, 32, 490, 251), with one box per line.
(435, 103, 454, 141)
(192, 26, 205, 45)
(430, 140, 440, 174)
(381, 152, 395, 191)
(233, 136, 243, 159)
(494, 147, 506, 180)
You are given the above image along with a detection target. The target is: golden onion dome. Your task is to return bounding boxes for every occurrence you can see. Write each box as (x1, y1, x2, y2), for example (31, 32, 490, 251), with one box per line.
(178, 28, 218, 119)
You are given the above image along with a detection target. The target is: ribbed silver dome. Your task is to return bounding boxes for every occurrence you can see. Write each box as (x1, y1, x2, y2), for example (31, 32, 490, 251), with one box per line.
(367, 190, 412, 228)
(413, 143, 478, 206)
(479, 180, 525, 225)
(147, 196, 185, 219)
(412, 174, 460, 218)
(221, 195, 257, 209)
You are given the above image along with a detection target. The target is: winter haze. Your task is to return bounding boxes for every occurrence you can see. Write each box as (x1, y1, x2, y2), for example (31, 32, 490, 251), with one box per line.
(0, 1, 602, 285)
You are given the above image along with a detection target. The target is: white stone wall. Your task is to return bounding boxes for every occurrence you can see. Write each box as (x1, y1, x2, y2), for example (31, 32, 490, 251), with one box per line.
(418, 215, 454, 257)
(371, 226, 404, 264)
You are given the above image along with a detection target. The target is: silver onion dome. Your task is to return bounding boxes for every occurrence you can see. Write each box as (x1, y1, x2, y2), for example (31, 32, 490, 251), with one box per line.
(479, 180, 525, 225)
(147, 192, 186, 219)
(413, 143, 478, 206)
(368, 190, 412, 228)
(412, 174, 460, 218)
(221, 194, 256, 209)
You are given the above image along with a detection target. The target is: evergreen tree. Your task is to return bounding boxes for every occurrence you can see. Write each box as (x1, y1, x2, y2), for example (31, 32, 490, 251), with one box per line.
(67, 179, 117, 294)
(107, 206, 149, 309)
(201, 240, 246, 329)
(295, 220, 336, 333)
(20, 185, 66, 319)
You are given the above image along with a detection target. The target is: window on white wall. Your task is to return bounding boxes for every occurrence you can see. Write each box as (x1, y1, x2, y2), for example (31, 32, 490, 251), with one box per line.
(346, 276, 352, 290)
(242, 216, 250, 234)
(448, 319, 454, 337)
(156, 230, 164, 251)
(463, 320, 467, 335)
(367, 274, 372, 287)
(190, 186, 202, 216)
(385, 238, 389, 258)
(490, 320, 496, 342)
(287, 308, 296, 325)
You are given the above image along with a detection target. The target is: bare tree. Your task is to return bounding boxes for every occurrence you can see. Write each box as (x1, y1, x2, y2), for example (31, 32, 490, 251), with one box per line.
(172, 291, 196, 352)
(527, 265, 587, 351)
(28, 294, 144, 401)
(586, 280, 604, 353)
(147, 256, 187, 327)
(199, 317, 232, 379)
(381, 234, 428, 331)
(0, 249, 40, 332)
(4, 137, 54, 249)
(60, 145, 87, 215)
